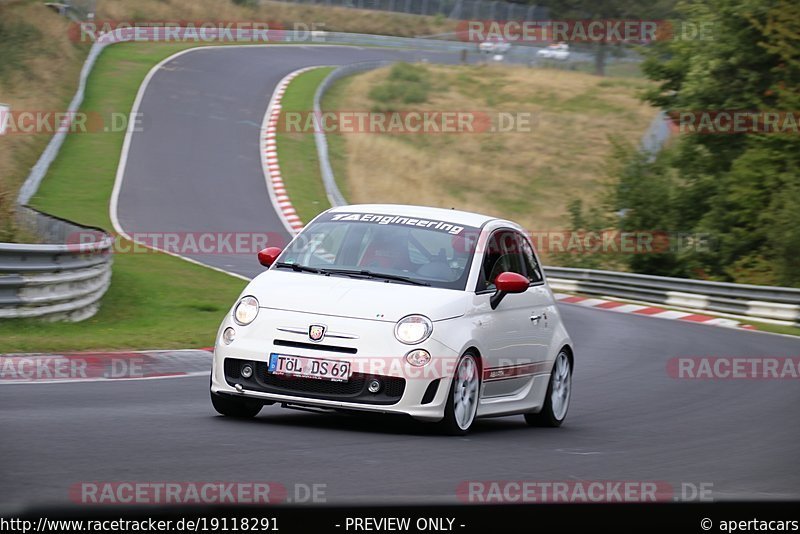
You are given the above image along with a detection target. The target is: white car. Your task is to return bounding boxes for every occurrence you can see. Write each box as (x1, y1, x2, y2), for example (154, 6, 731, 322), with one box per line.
(479, 38, 511, 54)
(536, 43, 570, 60)
(211, 204, 574, 434)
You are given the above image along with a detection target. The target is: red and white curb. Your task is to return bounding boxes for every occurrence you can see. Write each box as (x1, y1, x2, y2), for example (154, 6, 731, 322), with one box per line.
(0, 348, 213, 384)
(262, 67, 324, 236)
(555, 293, 755, 330)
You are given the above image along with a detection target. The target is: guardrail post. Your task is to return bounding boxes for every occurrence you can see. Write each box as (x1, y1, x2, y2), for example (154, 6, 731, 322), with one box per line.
(0, 103, 9, 136)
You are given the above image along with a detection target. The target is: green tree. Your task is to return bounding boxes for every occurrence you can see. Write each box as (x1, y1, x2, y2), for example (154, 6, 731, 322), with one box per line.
(612, 0, 800, 286)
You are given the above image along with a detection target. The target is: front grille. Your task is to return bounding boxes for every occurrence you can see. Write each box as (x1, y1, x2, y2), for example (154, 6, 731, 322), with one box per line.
(383, 376, 406, 398)
(421, 379, 440, 404)
(273, 339, 357, 354)
(224, 358, 405, 405)
(224, 358, 241, 379)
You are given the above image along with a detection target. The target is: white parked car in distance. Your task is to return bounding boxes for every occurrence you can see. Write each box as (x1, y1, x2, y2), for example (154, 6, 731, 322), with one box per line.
(211, 204, 574, 434)
(479, 38, 511, 54)
(536, 42, 570, 60)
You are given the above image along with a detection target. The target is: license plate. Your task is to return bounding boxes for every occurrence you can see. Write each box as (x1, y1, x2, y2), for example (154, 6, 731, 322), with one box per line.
(268, 353, 351, 382)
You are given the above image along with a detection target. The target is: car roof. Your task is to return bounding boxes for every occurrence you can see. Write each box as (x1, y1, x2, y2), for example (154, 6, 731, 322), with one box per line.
(326, 204, 499, 229)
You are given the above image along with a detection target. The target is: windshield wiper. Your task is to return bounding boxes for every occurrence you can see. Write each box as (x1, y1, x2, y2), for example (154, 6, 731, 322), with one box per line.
(324, 269, 430, 286)
(274, 262, 325, 274)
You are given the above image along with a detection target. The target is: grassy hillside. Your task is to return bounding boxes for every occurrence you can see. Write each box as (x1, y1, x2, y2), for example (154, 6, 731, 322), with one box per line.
(0, 43, 248, 352)
(98, 0, 456, 38)
(323, 63, 655, 263)
(0, 0, 456, 241)
(0, 0, 89, 240)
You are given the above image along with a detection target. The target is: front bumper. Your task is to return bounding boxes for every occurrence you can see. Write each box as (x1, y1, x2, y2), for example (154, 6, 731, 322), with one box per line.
(211, 308, 460, 422)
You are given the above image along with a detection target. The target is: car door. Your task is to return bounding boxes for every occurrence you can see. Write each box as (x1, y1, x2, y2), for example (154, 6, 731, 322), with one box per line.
(517, 232, 555, 372)
(473, 229, 543, 398)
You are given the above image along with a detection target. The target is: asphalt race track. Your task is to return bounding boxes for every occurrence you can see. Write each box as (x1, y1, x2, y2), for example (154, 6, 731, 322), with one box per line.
(114, 45, 466, 279)
(1, 45, 799, 511)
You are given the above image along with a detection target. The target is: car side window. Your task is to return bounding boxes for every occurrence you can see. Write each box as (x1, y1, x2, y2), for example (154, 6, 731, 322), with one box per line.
(477, 230, 528, 292)
(518, 233, 544, 283)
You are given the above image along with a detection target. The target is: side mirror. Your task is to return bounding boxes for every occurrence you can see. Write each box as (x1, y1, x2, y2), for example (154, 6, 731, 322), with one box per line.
(257, 247, 282, 268)
(490, 272, 529, 309)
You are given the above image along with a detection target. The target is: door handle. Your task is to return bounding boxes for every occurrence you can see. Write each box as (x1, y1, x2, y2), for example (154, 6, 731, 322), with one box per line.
(530, 314, 542, 324)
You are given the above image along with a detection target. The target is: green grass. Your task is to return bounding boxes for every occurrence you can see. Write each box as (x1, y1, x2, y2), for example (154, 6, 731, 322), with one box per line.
(276, 67, 335, 224)
(367, 63, 432, 109)
(0, 15, 42, 84)
(0, 42, 249, 352)
(745, 321, 800, 337)
(568, 60, 645, 78)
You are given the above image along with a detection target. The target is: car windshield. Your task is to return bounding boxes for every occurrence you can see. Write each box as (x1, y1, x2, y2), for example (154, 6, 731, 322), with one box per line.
(276, 211, 481, 290)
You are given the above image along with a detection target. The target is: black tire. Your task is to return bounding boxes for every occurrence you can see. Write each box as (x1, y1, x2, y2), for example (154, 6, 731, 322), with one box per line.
(525, 350, 571, 428)
(211, 391, 262, 419)
(439, 352, 481, 436)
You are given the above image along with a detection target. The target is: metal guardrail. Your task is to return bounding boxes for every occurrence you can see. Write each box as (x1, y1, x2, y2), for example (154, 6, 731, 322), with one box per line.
(313, 61, 393, 208)
(88, 27, 618, 65)
(8, 36, 113, 321)
(0, 103, 9, 136)
(316, 60, 447, 208)
(1, 207, 113, 321)
(306, 31, 604, 63)
(545, 266, 800, 325)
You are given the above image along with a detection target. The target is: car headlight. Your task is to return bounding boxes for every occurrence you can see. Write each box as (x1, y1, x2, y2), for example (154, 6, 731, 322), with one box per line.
(233, 295, 259, 326)
(405, 349, 431, 367)
(222, 327, 236, 345)
(394, 314, 433, 345)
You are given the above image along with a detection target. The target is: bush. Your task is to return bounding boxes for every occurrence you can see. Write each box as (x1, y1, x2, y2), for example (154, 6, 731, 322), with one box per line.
(0, 16, 42, 83)
(388, 62, 428, 83)
(368, 62, 431, 109)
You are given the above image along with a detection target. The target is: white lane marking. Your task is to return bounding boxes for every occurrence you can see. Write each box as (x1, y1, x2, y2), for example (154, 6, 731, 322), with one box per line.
(107, 45, 349, 281)
(702, 317, 742, 327)
(108, 46, 251, 281)
(649, 310, 692, 320)
(572, 298, 608, 307)
(606, 304, 647, 313)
